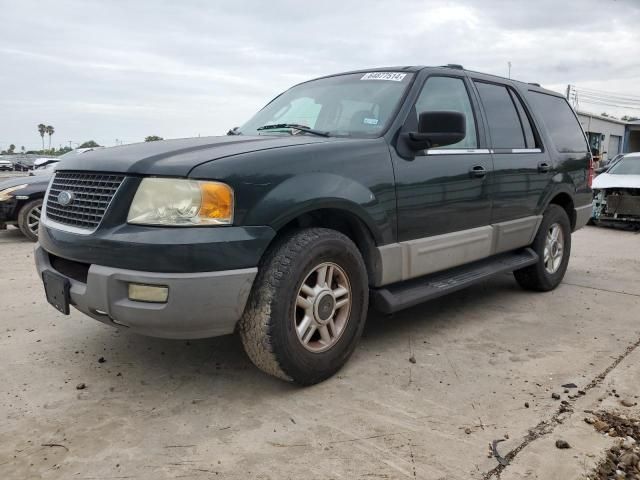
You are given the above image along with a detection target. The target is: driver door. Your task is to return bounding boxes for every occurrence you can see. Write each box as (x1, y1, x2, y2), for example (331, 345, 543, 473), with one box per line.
(391, 74, 493, 278)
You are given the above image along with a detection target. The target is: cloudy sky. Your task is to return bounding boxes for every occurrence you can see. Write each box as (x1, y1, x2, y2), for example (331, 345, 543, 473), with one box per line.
(1, 0, 639, 151)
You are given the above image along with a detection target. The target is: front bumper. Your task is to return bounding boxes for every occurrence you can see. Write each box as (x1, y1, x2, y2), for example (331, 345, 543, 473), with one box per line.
(35, 245, 257, 339)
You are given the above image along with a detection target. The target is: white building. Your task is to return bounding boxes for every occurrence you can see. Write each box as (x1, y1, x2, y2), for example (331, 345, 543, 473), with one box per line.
(576, 112, 627, 163)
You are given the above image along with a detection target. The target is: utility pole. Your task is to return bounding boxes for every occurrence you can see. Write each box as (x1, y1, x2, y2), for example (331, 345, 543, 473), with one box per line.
(508, 61, 512, 79)
(68, 141, 73, 149)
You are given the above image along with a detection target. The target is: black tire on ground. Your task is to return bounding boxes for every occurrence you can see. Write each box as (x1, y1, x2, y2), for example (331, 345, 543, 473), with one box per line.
(17, 199, 43, 242)
(514, 204, 571, 292)
(239, 227, 369, 385)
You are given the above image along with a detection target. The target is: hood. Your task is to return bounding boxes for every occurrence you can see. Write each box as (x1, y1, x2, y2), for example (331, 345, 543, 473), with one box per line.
(592, 172, 640, 190)
(55, 135, 338, 177)
(0, 174, 50, 191)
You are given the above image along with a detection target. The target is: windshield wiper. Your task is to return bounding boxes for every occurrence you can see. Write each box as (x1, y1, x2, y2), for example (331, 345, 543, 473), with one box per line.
(256, 123, 330, 137)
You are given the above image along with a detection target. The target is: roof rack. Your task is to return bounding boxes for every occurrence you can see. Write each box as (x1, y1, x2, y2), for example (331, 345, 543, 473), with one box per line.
(528, 82, 541, 87)
(443, 64, 464, 70)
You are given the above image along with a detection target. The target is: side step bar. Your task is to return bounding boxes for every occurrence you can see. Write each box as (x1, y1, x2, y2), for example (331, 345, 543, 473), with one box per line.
(371, 248, 538, 314)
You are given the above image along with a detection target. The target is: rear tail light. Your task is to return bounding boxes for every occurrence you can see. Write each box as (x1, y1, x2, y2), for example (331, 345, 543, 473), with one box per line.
(587, 154, 594, 188)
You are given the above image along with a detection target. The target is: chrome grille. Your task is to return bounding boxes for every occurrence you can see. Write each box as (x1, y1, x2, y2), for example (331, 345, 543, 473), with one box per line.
(46, 172, 125, 230)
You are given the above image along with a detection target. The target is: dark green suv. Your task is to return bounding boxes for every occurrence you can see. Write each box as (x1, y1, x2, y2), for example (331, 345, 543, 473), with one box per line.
(35, 65, 593, 384)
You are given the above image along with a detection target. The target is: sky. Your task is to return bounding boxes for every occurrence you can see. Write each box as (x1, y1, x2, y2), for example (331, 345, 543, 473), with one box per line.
(1, 0, 639, 151)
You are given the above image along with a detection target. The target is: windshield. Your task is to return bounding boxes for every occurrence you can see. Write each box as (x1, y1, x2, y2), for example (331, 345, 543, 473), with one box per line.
(609, 156, 640, 175)
(239, 72, 414, 138)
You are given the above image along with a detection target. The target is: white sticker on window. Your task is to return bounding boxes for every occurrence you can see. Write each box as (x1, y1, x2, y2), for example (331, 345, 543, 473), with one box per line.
(363, 118, 379, 125)
(361, 72, 407, 82)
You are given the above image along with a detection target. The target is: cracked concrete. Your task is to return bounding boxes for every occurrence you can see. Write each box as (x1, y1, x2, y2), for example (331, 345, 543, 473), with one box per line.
(1, 225, 639, 479)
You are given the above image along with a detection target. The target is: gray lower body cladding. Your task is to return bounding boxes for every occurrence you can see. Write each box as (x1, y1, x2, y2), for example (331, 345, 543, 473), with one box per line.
(34, 245, 257, 339)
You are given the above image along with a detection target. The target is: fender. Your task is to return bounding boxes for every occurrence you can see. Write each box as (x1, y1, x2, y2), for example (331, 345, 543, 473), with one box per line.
(537, 172, 577, 214)
(242, 172, 393, 245)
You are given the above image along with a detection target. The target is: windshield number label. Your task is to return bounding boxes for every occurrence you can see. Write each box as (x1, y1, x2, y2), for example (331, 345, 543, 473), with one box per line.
(361, 72, 407, 82)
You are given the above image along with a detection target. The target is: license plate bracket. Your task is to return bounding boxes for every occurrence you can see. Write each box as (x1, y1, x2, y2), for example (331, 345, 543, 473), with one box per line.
(42, 271, 71, 315)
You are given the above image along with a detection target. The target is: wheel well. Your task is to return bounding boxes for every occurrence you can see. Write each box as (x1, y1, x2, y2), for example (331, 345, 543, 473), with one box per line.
(549, 193, 575, 230)
(277, 209, 379, 285)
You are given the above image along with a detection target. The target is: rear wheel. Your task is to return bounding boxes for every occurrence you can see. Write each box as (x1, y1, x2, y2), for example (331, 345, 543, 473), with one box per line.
(17, 199, 43, 242)
(239, 228, 369, 385)
(514, 204, 571, 291)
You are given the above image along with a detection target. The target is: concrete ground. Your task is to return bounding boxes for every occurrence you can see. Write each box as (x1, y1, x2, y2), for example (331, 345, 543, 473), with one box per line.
(1, 225, 639, 479)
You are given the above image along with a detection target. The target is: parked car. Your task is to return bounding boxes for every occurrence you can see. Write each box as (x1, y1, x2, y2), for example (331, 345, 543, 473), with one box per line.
(592, 152, 640, 225)
(13, 160, 34, 172)
(0, 159, 14, 171)
(0, 173, 51, 240)
(0, 149, 100, 240)
(35, 65, 592, 384)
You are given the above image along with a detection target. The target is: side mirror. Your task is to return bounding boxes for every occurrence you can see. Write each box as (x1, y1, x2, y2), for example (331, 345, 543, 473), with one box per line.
(404, 111, 466, 151)
(595, 167, 606, 174)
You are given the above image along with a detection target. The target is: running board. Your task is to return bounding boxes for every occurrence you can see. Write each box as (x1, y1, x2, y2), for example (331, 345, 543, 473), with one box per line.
(371, 248, 538, 314)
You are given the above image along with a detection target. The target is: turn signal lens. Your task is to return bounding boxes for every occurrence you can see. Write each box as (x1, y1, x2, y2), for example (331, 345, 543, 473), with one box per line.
(199, 182, 233, 223)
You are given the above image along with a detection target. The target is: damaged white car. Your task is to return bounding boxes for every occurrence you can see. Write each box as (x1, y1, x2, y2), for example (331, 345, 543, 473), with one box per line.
(592, 152, 640, 225)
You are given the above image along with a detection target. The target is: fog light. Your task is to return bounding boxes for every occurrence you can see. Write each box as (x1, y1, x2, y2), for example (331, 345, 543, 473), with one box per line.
(128, 283, 169, 303)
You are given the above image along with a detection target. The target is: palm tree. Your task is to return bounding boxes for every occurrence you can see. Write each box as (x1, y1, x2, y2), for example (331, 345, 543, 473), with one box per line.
(46, 125, 55, 151)
(37, 124, 46, 151)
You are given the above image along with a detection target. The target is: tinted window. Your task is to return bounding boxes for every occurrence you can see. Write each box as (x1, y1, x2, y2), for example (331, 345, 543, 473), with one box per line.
(509, 89, 537, 148)
(526, 92, 588, 153)
(475, 82, 525, 149)
(414, 76, 477, 149)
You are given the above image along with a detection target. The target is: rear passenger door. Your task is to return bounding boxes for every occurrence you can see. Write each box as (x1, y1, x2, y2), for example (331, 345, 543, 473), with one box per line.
(471, 79, 550, 228)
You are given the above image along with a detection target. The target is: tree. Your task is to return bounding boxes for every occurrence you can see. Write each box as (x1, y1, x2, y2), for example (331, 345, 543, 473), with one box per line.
(622, 115, 640, 122)
(145, 135, 164, 142)
(8, 144, 15, 154)
(78, 140, 101, 148)
(46, 125, 55, 150)
(37, 124, 46, 150)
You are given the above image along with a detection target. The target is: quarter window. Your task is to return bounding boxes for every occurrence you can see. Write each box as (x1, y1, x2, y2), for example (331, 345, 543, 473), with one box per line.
(414, 76, 478, 149)
(527, 92, 589, 153)
(474, 82, 526, 149)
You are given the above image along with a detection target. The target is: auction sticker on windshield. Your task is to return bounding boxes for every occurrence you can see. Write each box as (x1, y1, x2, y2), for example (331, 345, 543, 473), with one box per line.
(361, 72, 407, 81)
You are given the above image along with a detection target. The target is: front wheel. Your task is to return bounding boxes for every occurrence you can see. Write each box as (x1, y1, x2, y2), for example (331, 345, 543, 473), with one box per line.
(514, 204, 571, 291)
(17, 199, 43, 242)
(239, 228, 369, 385)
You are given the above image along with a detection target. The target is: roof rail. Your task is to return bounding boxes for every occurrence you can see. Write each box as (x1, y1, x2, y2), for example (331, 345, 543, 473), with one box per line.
(443, 64, 464, 70)
(528, 82, 541, 87)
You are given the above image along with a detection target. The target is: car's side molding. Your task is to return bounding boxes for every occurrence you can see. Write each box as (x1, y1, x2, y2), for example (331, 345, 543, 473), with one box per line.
(374, 215, 542, 286)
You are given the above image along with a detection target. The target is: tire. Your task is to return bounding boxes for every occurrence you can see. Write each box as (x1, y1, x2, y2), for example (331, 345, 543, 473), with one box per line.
(514, 204, 571, 291)
(239, 228, 369, 385)
(17, 199, 43, 242)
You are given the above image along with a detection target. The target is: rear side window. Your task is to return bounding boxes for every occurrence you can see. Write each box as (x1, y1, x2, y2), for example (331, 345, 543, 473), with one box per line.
(526, 92, 588, 153)
(474, 82, 525, 149)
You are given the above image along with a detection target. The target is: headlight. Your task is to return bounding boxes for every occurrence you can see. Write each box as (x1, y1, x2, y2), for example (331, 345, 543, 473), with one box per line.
(0, 184, 27, 201)
(127, 178, 234, 226)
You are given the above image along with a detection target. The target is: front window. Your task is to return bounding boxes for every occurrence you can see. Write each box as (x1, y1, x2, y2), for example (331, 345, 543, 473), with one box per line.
(609, 155, 640, 175)
(239, 72, 414, 138)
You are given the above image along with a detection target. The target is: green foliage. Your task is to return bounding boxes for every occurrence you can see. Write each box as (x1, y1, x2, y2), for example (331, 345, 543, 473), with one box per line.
(78, 140, 101, 148)
(144, 135, 164, 142)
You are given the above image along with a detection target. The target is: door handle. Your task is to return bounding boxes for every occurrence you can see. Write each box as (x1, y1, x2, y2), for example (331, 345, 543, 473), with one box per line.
(538, 162, 551, 173)
(469, 165, 487, 178)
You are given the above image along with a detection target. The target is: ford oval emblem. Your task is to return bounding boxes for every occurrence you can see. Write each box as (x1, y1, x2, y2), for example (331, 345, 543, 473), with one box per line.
(57, 190, 74, 206)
